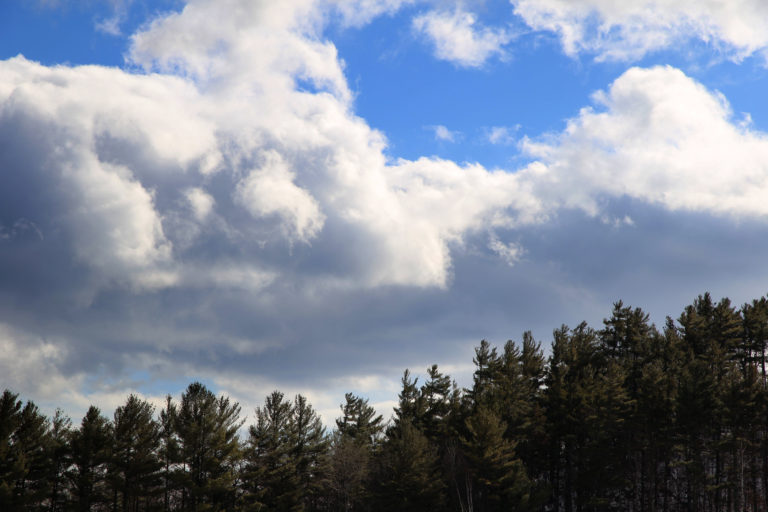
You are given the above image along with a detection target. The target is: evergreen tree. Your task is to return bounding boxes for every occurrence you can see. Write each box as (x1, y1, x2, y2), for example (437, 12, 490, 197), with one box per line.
(373, 420, 445, 512)
(174, 382, 242, 511)
(110, 394, 162, 511)
(390, 370, 424, 433)
(12, 399, 51, 509)
(0, 389, 23, 508)
(420, 365, 452, 442)
(335, 394, 383, 448)
(468, 340, 500, 409)
(291, 394, 328, 512)
(327, 394, 383, 512)
(462, 405, 531, 512)
(158, 395, 180, 512)
(242, 391, 300, 511)
(68, 406, 112, 512)
(46, 409, 72, 512)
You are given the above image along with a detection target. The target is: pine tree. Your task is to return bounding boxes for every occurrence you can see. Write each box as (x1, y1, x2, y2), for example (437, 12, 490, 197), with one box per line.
(462, 405, 531, 512)
(174, 382, 242, 511)
(327, 394, 383, 512)
(390, 369, 423, 433)
(46, 409, 72, 512)
(110, 394, 162, 511)
(242, 390, 301, 511)
(11, 399, 51, 509)
(291, 394, 327, 512)
(421, 365, 452, 442)
(68, 406, 112, 512)
(373, 420, 445, 512)
(0, 389, 23, 508)
(158, 395, 179, 512)
(335, 394, 383, 447)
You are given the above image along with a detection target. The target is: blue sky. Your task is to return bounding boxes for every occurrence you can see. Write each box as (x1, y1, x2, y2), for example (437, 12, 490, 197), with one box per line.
(3, 0, 768, 424)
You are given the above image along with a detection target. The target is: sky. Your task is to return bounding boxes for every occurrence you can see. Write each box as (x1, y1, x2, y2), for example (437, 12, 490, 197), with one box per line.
(3, 0, 768, 426)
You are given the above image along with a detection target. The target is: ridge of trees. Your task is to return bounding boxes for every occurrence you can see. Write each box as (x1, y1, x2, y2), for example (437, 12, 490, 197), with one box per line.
(3, 292, 768, 511)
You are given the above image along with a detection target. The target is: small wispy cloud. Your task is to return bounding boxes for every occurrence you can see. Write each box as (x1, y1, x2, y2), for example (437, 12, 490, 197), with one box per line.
(488, 234, 523, 267)
(485, 125, 519, 145)
(413, 9, 512, 68)
(429, 124, 462, 142)
(95, 15, 123, 36)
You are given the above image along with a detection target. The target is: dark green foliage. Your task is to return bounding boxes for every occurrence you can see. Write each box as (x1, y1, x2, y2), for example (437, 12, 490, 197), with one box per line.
(291, 394, 328, 511)
(0, 393, 52, 511)
(173, 382, 243, 511)
(335, 393, 383, 447)
(243, 391, 301, 511)
(462, 405, 532, 512)
(110, 394, 162, 511)
(373, 420, 444, 512)
(69, 406, 112, 511)
(0, 389, 24, 508)
(47, 409, 72, 512)
(242, 392, 328, 512)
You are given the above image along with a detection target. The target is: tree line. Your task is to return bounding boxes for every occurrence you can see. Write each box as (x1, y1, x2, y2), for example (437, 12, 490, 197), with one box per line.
(3, 292, 768, 511)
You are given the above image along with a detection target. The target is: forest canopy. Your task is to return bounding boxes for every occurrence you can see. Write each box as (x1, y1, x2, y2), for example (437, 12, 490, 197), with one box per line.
(2, 292, 768, 511)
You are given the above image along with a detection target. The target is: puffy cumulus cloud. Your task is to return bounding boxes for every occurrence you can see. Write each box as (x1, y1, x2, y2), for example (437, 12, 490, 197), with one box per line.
(512, 0, 768, 61)
(124, 0, 536, 288)
(413, 8, 513, 67)
(371, 157, 541, 286)
(0, 0, 541, 404)
(519, 66, 768, 218)
(128, 0, 351, 101)
(0, 58, 205, 291)
(235, 151, 326, 243)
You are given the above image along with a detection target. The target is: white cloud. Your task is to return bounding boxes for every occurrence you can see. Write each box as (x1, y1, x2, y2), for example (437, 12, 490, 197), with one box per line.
(519, 65, 768, 218)
(185, 187, 215, 221)
(488, 234, 523, 266)
(413, 9, 513, 67)
(0, 0, 537, 298)
(513, 0, 768, 61)
(486, 125, 518, 145)
(235, 151, 326, 243)
(329, 0, 417, 27)
(95, 16, 123, 36)
(431, 124, 460, 142)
